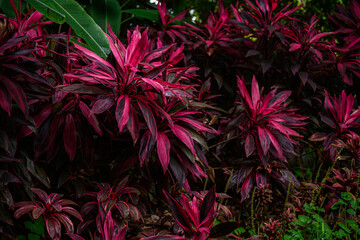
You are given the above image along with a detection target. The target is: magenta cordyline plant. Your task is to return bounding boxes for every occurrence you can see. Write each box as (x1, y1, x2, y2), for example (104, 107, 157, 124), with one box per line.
(155, 1, 189, 44)
(64, 25, 213, 185)
(14, 188, 82, 240)
(334, 37, 360, 86)
(232, 75, 306, 166)
(232, 0, 301, 37)
(0, 4, 50, 117)
(68, 211, 127, 240)
(282, 16, 333, 89)
(78, 177, 141, 236)
(162, 186, 216, 240)
(329, 0, 360, 43)
(225, 76, 306, 200)
(329, 167, 359, 193)
(330, 0, 360, 85)
(311, 90, 360, 159)
(334, 133, 360, 163)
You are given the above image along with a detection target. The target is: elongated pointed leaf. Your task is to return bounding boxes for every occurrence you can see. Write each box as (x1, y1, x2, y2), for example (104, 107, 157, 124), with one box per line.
(27, 0, 65, 23)
(137, 99, 157, 138)
(199, 186, 216, 223)
(2, 76, 28, 117)
(139, 131, 155, 165)
(169, 124, 195, 155)
(63, 114, 77, 161)
(89, 0, 122, 35)
(66, 233, 85, 240)
(162, 190, 192, 232)
(122, 9, 159, 21)
(47, 0, 110, 59)
(0, 170, 20, 183)
(116, 95, 130, 133)
(157, 132, 171, 173)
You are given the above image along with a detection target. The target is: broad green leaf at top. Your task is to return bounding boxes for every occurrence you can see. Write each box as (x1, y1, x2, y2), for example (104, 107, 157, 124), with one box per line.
(46, 0, 110, 59)
(26, 0, 65, 24)
(88, 0, 122, 35)
(122, 9, 159, 22)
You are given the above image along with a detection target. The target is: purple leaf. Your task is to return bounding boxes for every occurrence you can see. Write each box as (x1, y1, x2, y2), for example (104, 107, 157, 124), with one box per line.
(137, 98, 157, 139)
(199, 186, 216, 224)
(63, 114, 77, 161)
(31, 188, 49, 204)
(241, 174, 254, 202)
(115, 95, 130, 132)
(163, 190, 192, 232)
(139, 131, 155, 165)
(46, 217, 61, 240)
(66, 233, 85, 240)
(79, 101, 102, 135)
(169, 124, 195, 155)
(91, 97, 114, 114)
(157, 132, 171, 173)
(56, 84, 107, 95)
(245, 134, 255, 157)
(1, 76, 28, 116)
(258, 127, 270, 155)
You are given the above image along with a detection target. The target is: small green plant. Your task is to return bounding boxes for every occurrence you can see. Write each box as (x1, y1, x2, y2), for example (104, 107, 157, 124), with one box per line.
(285, 192, 360, 240)
(18, 217, 45, 240)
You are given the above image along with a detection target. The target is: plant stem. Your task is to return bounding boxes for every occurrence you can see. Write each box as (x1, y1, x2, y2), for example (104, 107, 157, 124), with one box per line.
(251, 186, 256, 231)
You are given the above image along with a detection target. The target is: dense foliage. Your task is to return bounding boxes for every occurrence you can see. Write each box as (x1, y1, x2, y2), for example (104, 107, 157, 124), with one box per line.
(1, 0, 360, 239)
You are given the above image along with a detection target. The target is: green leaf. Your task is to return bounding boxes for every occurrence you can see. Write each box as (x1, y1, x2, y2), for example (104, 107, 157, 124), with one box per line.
(28, 233, 41, 240)
(17, 235, 26, 240)
(122, 9, 159, 21)
(24, 217, 45, 235)
(341, 192, 353, 201)
(172, 0, 186, 14)
(0, 0, 24, 19)
(47, 0, 110, 59)
(26, 0, 65, 23)
(88, 0, 122, 35)
(295, 215, 311, 227)
(347, 208, 356, 215)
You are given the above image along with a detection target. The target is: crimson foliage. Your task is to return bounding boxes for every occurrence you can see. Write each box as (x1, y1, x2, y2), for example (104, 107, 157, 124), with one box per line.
(1, 0, 360, 239)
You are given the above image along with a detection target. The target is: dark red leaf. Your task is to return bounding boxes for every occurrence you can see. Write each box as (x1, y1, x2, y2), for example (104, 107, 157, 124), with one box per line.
(157, 132, 171, 173)
(137, 98, 157, 138)
(66, 233, 85, 240)
(169, 124, 195, 155)
(241, 174, 254, 202)
(139, 131, 155, 165)
(1, 76, 28, 116)
(46, 217, 61, 240)
(245, 134, 255, 157)
(209, 222, 240, 238)
(31, 188, 49, 204)
(79, 101, 102, 135)
(91, 97, 114, 114)
(199, 186, 216, 223)
(63, 114, 77, 161)
(56, 84, 107, 95)
(163, 190, 192, 232)
(0, 169, 20, 183)
(258, 127, 270, 155)
(115, 95, 130, 132)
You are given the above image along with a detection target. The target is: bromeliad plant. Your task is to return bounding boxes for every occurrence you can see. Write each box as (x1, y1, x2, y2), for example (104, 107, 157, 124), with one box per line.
(13, 188, 83, 240)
